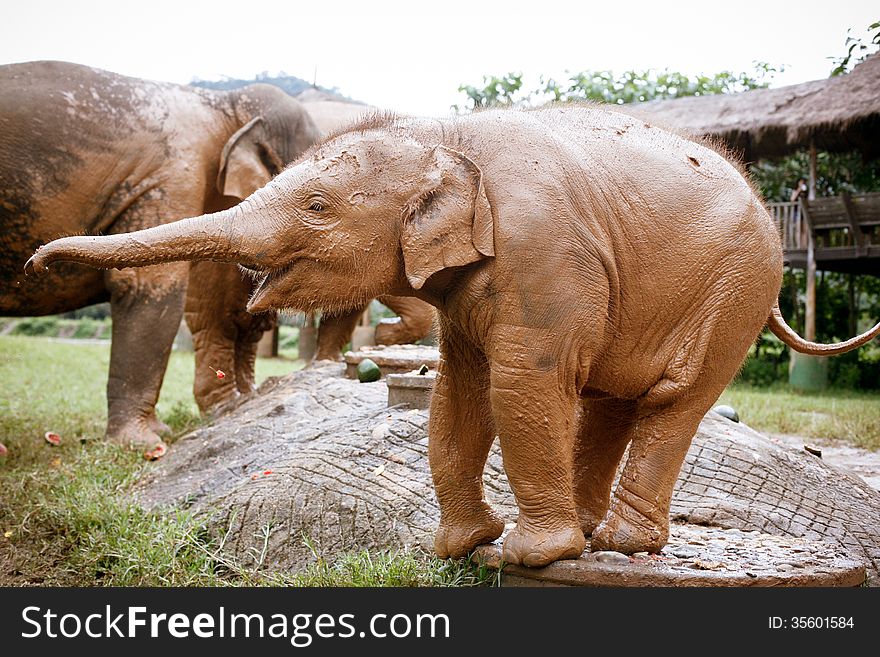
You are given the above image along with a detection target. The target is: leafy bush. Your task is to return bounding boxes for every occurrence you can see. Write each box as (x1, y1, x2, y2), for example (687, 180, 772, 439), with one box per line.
(162, 400, 203, 435)
(11, 316, 60, 336)
(737, 356, 788, 387)
(72, 318, 107, 339)
(278, 326, 299, 351)
(740, 343, 880, 390)
(60, 303, 111, 320)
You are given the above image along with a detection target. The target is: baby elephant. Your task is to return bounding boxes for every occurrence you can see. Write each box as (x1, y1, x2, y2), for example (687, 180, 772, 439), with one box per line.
(27, 107, 880, 566)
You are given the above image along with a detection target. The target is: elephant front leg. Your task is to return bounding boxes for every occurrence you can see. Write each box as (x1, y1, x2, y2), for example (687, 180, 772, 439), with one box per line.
(185, 262, 256, 416)
(189, 322, 239, 416)
(233, 334, 260, 396)
(429, 331, 504, 559)
(234, 311, 276, 396)
(105, 264, 187, 452)
(490, 361, 585, 567)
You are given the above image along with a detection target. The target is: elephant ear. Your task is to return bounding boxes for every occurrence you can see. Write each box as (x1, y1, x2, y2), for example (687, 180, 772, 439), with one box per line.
(401, 145, 495, 290)
(217, 117, 283, 199)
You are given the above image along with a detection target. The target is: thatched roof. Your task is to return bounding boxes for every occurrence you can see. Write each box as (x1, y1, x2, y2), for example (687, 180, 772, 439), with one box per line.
(635, 53, 880, 160)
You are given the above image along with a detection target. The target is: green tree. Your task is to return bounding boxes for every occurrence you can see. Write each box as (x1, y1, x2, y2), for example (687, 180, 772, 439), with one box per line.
(542, 63, 777, 105)
(455, 73, 526, 110)
(829, 20, 880, 76)
(751, 150, 880, 203)
(454, 62, 777, 111)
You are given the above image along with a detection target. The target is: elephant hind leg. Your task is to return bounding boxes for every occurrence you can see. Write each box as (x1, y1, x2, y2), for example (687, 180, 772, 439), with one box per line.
(592, 290, 772, 553)
(590, 400, 705, 554)
(315, 306, 366, 361)
(591, 357, 740, 554)
(573, 397, 637, 536)
(375, 295, 436, 345)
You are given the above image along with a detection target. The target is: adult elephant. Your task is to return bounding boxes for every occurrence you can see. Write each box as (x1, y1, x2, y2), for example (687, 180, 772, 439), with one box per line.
(28, 107, 880, 566)
(0, 60, 320, 454)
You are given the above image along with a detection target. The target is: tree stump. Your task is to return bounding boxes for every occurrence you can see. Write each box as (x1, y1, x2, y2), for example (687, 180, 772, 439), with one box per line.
(134, 362, 880, 585)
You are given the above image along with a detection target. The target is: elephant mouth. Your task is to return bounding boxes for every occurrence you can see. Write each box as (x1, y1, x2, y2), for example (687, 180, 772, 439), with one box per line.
(239, 260, 291, 282)
(246, 261, 299, 313)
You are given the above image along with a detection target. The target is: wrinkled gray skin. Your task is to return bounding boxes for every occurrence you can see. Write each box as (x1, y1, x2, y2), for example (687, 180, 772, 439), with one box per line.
(0, 60, 320, 451)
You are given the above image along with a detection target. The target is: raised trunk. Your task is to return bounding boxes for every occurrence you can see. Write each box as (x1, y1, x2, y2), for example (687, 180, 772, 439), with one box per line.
(25, 197, 279, 274)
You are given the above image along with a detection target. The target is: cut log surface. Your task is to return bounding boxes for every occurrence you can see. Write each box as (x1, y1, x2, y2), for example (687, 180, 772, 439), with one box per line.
(134, 362, 880, 584)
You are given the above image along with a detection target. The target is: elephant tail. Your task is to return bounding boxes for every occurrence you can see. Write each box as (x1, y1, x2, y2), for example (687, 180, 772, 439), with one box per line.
(766, 302, 880, 356)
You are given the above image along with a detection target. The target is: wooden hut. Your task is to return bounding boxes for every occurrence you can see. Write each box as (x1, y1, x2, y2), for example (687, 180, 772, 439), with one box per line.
(635, 55, 880, 356)
(634, 53, 880, 161)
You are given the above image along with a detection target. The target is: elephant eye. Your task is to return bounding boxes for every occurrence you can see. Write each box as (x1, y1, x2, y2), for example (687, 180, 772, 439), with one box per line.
(309, 201, 324, 212)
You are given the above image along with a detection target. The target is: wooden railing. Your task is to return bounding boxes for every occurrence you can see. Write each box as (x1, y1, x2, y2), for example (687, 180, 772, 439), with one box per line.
(768, 192, 880, 254)
(767, 201, 808, 251)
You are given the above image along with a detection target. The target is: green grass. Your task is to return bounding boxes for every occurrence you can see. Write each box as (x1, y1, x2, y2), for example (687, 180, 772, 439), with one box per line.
(719, 384, 880, 450)
(0, 335, 294, 470)
(0, 437, 492, 586)
(286, 545, 500, 587)
(0, 335, 494, 587)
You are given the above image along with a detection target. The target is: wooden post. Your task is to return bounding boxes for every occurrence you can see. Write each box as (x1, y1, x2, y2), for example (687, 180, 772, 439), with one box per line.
(808, 141, 817, 201)
(789, 140, 828, 391)
(351, 305, 375, 351)
(299, 312, 317, 362)
(848, 273, 857, 338)
(256, 325, 278, 358)
(805, 140, 817, 341)
(840, 191, 865, 254)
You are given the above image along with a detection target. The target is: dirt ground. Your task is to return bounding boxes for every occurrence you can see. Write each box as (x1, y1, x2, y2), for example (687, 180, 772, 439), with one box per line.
(768, 434, 880, 491)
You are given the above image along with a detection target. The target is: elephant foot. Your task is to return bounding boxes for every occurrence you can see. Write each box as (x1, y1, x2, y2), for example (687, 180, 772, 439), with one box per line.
(434, 506, 505, 559)
(590, 494, 668, 554)
(312, 353, 344, 363)
(502, 522, 585, 568)
(576, 504, 608, 537)
(106, 419, 167, 459)
(203, 391, 244, 420)
(374, 322, 406, 346)
(146, 412, 171, 436)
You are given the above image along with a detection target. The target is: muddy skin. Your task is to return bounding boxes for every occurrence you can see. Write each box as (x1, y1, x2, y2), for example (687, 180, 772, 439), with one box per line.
(186, 100, 436, 413)
(1, 60, 320, 452)
(185, 260, 276, 415)
(300, 101, 438, 365)
(26, 106, 880, 564)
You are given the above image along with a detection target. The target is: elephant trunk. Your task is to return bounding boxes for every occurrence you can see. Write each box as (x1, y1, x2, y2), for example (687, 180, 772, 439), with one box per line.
(25, 197, 280, 275)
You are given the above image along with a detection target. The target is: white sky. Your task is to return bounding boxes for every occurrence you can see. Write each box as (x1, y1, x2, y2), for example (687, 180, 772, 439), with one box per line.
(1, 0, 877, 116)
